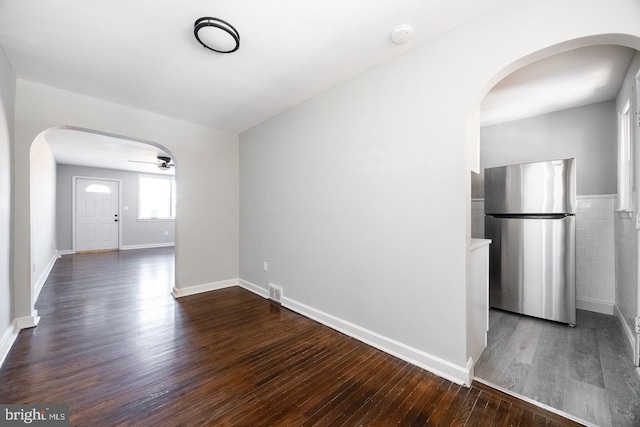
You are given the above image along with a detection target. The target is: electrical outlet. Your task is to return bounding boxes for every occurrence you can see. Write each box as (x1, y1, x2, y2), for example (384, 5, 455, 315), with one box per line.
(164, 230, 169, 236)
(263, 261, 268, 272)
(268, 284, 283, 303)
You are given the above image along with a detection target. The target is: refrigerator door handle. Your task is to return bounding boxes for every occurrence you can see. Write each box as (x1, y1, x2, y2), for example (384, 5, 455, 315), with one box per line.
(489, 214, 572, 220)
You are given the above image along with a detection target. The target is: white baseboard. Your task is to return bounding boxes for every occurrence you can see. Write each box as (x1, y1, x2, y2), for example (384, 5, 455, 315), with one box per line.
(172, 278, 238, 298)
(280, 294, 471, 386)
(614, 304, 637, 360)
(59, 244, 174, 253)
(576, 297, 614, 315)
(15, 314, 40, 330)
(238, 279, 269, 299)
(171, 278, 270, 299)
(0, 320, 19, 369)
(576, 194, 615, 200)
(120, 243, 175, 251)
(1, 314, 42, 369)
(172, 278, 472, 385)
(33, 252, 61, 303)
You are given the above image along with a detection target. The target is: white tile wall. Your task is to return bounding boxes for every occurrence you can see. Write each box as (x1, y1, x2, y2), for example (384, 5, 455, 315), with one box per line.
(576, 196, 615, 305)
(470, 195, 616, 312)
(471, 199, 484, 239)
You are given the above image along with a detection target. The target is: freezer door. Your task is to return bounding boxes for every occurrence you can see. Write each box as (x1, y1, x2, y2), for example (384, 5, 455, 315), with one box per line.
(486, 215, 576, 324)
(484, 158, 576, 214)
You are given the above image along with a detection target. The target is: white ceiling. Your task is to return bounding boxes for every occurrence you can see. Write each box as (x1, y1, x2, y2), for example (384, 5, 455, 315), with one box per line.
(481, 45, 636, 126)
(0, 2, 636, 169)
(45, 129, 175, 176)
(0, 0, 511, 134)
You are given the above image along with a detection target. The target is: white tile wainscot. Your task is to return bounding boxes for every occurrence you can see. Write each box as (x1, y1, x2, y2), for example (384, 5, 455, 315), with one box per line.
(470, 195, 615, 315)
(575, 195, 615, 314)
(471, 199, 485, 239)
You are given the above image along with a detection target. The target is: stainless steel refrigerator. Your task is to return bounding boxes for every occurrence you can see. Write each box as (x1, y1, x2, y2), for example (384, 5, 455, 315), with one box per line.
(484, 158, 576, 325)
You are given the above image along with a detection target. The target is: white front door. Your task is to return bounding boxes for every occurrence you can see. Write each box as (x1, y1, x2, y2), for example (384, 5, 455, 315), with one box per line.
(76, 178, 119, 252)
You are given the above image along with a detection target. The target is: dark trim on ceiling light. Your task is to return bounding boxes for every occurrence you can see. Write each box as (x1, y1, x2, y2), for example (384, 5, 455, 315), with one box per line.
(194, 17, 240, 53)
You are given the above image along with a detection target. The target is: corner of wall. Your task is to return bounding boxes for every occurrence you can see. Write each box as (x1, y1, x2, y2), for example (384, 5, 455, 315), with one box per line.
(236, 278, 471, 385)
(171, 278, 238, 298)
(280, 293, 472, 386)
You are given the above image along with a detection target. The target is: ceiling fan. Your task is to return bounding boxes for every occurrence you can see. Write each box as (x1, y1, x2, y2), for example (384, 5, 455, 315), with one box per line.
(129, 155, 175, 170)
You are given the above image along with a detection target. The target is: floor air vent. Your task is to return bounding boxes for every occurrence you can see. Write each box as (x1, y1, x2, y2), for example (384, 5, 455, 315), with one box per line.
(268, 284, 283, 303)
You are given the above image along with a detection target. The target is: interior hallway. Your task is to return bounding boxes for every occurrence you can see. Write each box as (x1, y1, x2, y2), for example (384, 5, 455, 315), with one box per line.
(0, 248, 580, 425)
(475, 309, 640, 426)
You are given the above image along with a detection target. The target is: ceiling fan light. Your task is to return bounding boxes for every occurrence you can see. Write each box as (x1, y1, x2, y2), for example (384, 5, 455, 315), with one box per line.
(194, 17, 240, 53)
(156, 155, 174, 170)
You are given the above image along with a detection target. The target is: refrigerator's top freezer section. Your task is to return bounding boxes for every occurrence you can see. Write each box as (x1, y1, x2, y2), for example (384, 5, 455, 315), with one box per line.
(484, 158, 576, 215)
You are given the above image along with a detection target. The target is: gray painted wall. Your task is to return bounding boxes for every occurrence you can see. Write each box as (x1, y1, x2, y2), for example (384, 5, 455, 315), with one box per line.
(56, 164, 176, 251)
(615, 51, 640, 337)
(239, 2, 640, 381)
(0, 46, 15, 337)
(473, 100, 617, 198)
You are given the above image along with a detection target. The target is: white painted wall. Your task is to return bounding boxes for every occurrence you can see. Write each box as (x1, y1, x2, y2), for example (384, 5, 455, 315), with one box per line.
(0, 47, 15, 343)
(12, 81, 239, 323)
(56, 164, 176, 251)
(240, 0, 640, 382)
(474, 101, 617, 198)
(29, 136, 57, 301)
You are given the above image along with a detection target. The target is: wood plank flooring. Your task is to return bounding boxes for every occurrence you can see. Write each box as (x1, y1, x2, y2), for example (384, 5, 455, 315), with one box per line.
(0, 248, 580, 426)
(474, 309, 640, 427)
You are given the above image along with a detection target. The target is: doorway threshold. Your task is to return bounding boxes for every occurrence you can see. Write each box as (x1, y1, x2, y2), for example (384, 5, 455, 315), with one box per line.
(473, 378, 593, 427)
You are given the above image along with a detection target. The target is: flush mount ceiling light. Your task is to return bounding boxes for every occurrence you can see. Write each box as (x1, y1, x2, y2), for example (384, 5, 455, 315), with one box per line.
(390, 25, 413, 45)
(194, 17, 240, 53)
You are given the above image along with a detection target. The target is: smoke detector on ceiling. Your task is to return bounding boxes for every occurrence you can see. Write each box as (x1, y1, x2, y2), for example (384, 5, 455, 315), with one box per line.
(390, 25, 413, 45)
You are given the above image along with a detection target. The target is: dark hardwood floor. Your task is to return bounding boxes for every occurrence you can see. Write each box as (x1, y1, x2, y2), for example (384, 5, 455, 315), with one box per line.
(0, 248, 581, 426)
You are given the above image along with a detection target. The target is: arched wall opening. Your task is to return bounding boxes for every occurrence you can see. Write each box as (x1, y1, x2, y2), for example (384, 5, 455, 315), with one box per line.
(11, 80, 239, 330)
(28, 126, 179, 318)
(465, 33, 640, 372)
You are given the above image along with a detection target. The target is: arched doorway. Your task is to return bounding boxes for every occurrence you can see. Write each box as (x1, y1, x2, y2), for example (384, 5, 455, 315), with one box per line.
(467, 36, 640, 426)
(29, 126, 179, 313)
